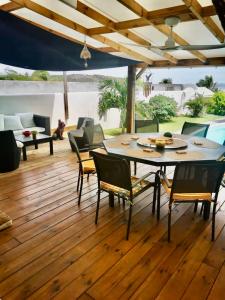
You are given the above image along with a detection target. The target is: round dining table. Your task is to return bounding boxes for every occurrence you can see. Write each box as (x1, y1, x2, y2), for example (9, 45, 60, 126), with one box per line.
(103, 133, 225, 167)
(103, 133, 225, 218)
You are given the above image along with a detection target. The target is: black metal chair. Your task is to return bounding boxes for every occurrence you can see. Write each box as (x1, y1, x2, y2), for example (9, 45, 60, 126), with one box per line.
(0, 130, 21, 173)
(68, 118, 95, 152)
(77, 117, 94, 130)
(181, 122, 209, 137)
(134, 119, 159, 174)
(92, 151, 157, 240)
(69, 134, 96, 205)
(83, 124, 105, 150)
(135, 119, 159, 133)
(157, 161, 225, 242)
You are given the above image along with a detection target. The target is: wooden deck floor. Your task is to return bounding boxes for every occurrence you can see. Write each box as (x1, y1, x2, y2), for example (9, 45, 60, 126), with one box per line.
(1, 138, 225, 300)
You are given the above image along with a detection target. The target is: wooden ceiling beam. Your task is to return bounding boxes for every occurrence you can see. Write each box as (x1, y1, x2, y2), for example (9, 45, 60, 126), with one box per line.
(183, 0, 225, 42)
(87, 4, 216, 35)
(137, 57, 225, 68)
(117, 0, 207, 63)
(77, 1, 177, 63)
(0, 2, 21, 12)
(9, 0, 154, 65)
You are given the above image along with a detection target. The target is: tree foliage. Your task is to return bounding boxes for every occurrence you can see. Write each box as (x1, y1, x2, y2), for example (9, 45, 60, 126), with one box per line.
(207, 91, 225, 115)
(136, 95, 177, 122)
(196, 75, 218, 92)
(185, 95, 206, 117)
(0, 68, 50, 81)
(98, 79, 127, 131)
(159, 78, 173, 84)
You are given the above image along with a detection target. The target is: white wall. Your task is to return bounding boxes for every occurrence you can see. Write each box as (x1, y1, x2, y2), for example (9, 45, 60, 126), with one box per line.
(0, 92, 121, 129)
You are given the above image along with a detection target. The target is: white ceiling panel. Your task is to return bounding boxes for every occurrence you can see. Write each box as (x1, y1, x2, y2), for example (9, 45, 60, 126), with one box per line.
(0, 0, 10, 4)
(174, 20, 219, 44)
(13, 8, 105, 48)
(170, 50, 196, 59)
(198, 0, 213, 6)
(103, 32, 164, 60)
(201, 48, 225, 57)
(131, 26, 168, 46)
(33, 0, 102, 28)
(111, 52, 138, 61)
(80, 0, 138, 21)
(136, 0, 183, 10)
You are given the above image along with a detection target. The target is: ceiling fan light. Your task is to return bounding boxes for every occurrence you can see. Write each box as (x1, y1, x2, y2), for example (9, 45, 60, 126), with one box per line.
(165, 36, 175, 48)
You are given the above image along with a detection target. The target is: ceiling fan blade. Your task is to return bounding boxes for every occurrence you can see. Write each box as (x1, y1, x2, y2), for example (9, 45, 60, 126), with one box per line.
(179, 43, 225, 51)
(121, 42, 149, 48)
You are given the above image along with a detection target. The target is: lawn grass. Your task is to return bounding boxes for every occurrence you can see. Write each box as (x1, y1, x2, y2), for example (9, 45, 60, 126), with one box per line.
(104, 114, 224, 136)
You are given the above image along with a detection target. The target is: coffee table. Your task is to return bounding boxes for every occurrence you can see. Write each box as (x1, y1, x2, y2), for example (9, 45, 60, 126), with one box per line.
(16, 133, 53, 161)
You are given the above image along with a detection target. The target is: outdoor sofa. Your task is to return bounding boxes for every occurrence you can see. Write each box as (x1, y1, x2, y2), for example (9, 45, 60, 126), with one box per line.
(0, 112, 51, 136)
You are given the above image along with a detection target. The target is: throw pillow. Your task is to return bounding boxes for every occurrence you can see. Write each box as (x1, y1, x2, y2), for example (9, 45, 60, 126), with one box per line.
(16, 112, 36, 128)
(4, 115, 24, 130)
(0, 114, 4, 130)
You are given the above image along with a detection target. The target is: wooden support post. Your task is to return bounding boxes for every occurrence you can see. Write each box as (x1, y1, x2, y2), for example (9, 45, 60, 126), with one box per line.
(126, 65, 136, 133)
(63, 71, 69, 121)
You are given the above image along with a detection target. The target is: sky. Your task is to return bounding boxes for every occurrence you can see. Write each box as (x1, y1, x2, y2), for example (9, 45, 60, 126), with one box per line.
(0, 63, 224, 84)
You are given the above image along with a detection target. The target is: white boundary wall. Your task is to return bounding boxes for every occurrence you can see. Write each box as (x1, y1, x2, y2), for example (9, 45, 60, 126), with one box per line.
(0, 92, 120, 129)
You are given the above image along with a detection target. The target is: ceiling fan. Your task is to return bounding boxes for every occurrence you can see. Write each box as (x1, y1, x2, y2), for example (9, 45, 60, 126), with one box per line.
(124, 16, 225, 51)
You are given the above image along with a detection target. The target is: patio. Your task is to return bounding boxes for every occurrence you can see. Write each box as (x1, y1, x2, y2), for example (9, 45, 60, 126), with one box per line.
(0, 140, 225, 299)
(0, 0, 225, 299)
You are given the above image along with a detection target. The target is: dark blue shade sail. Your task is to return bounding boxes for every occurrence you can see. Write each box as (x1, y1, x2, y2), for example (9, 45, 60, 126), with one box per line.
(0, 10, 139, 71)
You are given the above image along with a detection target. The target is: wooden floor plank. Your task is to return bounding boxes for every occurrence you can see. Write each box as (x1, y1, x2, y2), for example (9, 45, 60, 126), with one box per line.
(0, 139, 225, 300)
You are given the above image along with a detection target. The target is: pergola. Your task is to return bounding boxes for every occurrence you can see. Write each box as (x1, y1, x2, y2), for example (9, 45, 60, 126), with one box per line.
(0, 0, 225, 131)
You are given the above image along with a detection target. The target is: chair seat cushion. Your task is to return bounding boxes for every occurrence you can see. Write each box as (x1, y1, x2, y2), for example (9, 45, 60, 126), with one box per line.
(101, 176, 152, 198)
(82, 159, 95, 173)
(161, 179, 212, 201)
(0, 211, 12, 231)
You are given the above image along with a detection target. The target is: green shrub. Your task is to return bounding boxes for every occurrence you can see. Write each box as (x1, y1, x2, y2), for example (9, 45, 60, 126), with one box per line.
(148, 95, 177, 122)
(207, 91, 225, 115)
(185, 96, 205, 117)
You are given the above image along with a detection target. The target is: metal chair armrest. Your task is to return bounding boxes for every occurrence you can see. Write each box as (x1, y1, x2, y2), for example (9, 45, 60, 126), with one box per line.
(132, 171, 156, 188)
(157, 169, 172, 188)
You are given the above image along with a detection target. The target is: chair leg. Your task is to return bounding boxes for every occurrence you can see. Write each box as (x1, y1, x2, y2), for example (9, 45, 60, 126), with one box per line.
(134, 162, 137, 175)
(76, 169, 81, 192)
(152, 175, 158, 215)
(126, 203, 133, 240)
(194, 202, 198, 213)
(87, 173, 90, 181)
(122, 197, 126, 208)
(78, 175, 83, 205)
(211, 202, 216, 241)
(157, 180, 161, 220)
(168, 204, 172, 242)
(95, 189, 101, 224)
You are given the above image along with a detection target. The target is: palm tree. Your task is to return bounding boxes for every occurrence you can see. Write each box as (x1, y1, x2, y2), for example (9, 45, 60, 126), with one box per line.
(196, 75, 218, 92)
(98, 79, 127, 132)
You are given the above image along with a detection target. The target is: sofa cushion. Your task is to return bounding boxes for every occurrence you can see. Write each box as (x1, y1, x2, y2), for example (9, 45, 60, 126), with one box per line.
(16, 141, 24, 148)
(0, 114, 4, 131)
(4, 116, 23, 131)
(13, 127, 45, 136)
(16, 113, 36, 128)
